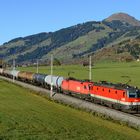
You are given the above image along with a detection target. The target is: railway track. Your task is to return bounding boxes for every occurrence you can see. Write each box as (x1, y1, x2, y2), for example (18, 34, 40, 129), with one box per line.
(133, 114, 140, 117)
(0, 75, 140, 129)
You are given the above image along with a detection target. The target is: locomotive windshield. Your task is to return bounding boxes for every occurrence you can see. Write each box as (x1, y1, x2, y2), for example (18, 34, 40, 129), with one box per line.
(128, 89, 140, 98)
(137, 90, 140, 98)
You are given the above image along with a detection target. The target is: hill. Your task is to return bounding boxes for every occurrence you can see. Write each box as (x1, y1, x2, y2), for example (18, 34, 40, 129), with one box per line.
(0, 12, 140, 64)
(92, 35, 140, 62)
(105, 12, 140, 26)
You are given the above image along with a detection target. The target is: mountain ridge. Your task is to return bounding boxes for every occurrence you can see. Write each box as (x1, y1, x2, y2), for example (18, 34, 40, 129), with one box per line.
(1, 12, 140, 64)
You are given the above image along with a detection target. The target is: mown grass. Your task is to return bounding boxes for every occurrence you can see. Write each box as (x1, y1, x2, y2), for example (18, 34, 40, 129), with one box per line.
(0, 79, 140, 139)
(18, 61, 140, 88)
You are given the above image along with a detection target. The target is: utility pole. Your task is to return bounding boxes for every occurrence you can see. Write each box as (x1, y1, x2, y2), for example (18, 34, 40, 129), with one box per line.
(89, 55, 92, 81)
(13, 59, 15, 82)
(37, 59, 39, 73)
(50, 54, 53, 97)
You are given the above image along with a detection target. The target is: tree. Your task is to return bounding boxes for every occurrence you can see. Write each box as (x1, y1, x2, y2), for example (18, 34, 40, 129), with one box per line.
(53, 58, 61, 66)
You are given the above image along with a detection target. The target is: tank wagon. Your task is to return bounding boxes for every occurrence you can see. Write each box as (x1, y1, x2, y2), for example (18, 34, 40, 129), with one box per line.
(3, 69, 12, 77)
(44, 75, 64, 91)
(0, 68, 4, 74)
(10, 70, 20, 79)
(33, 73, 47, 86)
(18, 71, 34, 82)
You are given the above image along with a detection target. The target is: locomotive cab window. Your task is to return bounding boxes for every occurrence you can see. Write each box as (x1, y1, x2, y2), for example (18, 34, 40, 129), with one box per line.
(128, 89, 137, 98)
(84, 85, 87, 89)
(137, 90, 140, 98)
(123, 92, 125, 97)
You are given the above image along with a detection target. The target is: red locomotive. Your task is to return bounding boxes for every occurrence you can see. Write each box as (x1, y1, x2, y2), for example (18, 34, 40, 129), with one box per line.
(61, 78, 93, 98)
(90, 81, 140, 113)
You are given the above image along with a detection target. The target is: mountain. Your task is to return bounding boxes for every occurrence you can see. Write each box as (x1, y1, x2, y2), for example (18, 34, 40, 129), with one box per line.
(105, 12, 140, 26)
(1, 12, 140, 64)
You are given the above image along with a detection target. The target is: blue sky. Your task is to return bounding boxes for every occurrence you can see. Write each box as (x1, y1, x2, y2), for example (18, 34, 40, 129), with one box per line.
(0, 0, 140, 45)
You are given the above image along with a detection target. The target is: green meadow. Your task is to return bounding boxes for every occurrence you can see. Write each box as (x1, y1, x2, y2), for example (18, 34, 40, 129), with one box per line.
(0, 79, 140, 139)
(18, 61, 140, 88)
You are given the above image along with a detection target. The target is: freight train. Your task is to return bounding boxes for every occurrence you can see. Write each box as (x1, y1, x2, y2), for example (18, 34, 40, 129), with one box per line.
(0, 68, 140, 113)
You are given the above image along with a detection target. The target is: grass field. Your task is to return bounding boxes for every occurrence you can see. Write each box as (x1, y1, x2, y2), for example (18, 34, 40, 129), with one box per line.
(18, 61, 140, 88)
(0, 79, 140, 139)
